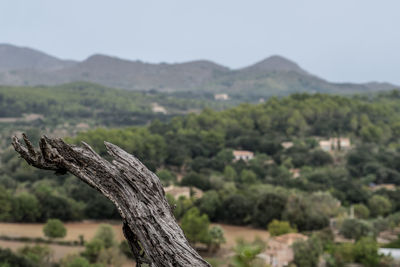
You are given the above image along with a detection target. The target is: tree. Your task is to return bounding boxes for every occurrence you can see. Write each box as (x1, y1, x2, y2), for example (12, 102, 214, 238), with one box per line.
(252, 192, 287, 227)
(181, 172, 211, 191)
(181, 207, 210, 245)
(223, 165, 237, 181)
(0, 247, 35, 267)
(292, 236, 323, 267)
(221, 194, 252, 225)
(156, 169, 176, 186)
(0, 185, 12, 221)
(43, 219, 67, 239)
(173, 195, 194, 220)
(267, 220, 297, 236)
(207, 226, 226, 253)
(331, 242, 355, 266)
(11, 193, 41, 222)
(84, 193, 120, 220)
(231, 238, 266, 267)
(82, 238, 104, 263)
(286, 110, 308, 136)
(308, 150, 333, 166)
(353, 237, 381, 267)
(240, 170, 257, 184)
(339, 219, 374, 240)
(13, 134, 210, 266)
(197, 190, 221, 221)
(213, 149, 234, 171)
(368, 195, 392, 217)
(97, 246, 125, 267)
(354, 204, 370, 219)
(283, 193, 332, 231)
(94, 224, 116, 248)
(60, 255, 91, 267)
(17, 245, 53, 267)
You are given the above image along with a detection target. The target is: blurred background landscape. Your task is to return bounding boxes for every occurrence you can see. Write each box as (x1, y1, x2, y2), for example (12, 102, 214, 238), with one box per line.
(1, 1, 400, 266)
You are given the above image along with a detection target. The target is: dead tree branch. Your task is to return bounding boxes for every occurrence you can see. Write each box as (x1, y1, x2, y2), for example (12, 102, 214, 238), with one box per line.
(12, 134, 210, 267)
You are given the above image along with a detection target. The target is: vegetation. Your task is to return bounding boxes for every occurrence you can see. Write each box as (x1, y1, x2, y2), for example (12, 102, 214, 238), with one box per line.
(339, 218, 374, 240)
(0, 82, 229, 127)
(2, 90, 400, 265)
(181, 207, 211, 245)
(43, 219, 67, 239)
(79, 224, 124, 266)
(0, 245, 53, 267)
(231, 238, 266, 267)
(267, 219, 297, 236)
(292, 236, 323, 267)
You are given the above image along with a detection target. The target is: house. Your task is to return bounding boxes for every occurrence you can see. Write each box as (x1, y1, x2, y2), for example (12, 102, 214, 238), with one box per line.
(281, 142, 293, 149)
(319, 137, 351, 152)
(163, 185, 203, 199)
(214, 93, 229, 100)
(151, 103, 167, 114)
(369, 183, 396, 192)
(262, 233, 308, 267)
(76, 122, 90, 130)
(289, 168, 300, 179)
(319, 140, 332, 151)
(233, 150, 254, 162)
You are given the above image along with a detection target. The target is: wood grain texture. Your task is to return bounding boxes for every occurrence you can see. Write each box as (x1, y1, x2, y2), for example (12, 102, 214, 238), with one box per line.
(12, 134, 210, 267)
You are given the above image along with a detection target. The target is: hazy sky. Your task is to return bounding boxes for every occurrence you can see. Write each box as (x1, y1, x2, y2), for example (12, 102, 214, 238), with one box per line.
(1, 0, 399, 84)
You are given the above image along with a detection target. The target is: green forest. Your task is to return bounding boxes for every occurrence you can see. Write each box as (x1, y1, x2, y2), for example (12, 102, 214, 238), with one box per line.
(0, 82, 233, 128)
(2, 89, 400, 266)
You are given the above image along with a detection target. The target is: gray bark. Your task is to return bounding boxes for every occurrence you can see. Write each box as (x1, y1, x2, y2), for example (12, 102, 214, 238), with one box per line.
(12, 134, 210, 267)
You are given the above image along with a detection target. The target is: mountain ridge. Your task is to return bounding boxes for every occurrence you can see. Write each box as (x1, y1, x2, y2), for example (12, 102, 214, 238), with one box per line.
(0, 44, 397, 96)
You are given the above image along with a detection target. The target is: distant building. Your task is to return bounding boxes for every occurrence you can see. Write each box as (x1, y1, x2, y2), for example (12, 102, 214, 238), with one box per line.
(214, 93, 229, 100)
(233, 150, 254, 162)
(76, 122, 90, 130)
(151, 103, 167, 114)
(369, 183, 396, 192)
(319, 140, 332, 151)
(281, 142, 293, 149)
(319, 137, 351, 152)
(163, 185, 203, 199)
(261, 233, 308, 267)
(289, 168, 300, 179)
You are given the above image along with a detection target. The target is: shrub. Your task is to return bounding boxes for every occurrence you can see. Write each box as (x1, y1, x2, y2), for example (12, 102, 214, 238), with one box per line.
(267, 219, 297, 236)
(43, 219, 67, 239)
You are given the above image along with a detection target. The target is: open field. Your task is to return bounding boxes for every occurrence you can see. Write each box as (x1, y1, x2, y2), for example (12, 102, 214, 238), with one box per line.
(0, 221, 125, 243)
(0, 221, 270, 249)
(211, 223, 270, 248)
(0, 221, 269, 266)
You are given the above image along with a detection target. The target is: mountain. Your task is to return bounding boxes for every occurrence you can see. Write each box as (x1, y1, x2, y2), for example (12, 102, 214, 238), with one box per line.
(0, 44, 397, 97)
(239, 55, 310, 75)
(0, 44, 76, 71)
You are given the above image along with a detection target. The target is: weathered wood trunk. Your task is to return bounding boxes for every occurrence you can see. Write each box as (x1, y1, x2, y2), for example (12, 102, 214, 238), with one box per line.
(12, 134, 210, 267)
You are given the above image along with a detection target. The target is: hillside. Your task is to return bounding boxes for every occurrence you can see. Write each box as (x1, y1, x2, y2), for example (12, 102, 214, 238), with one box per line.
(0, 44, 397, 97)
(0, 44, 76, 71)
(0, 82, 230, 127)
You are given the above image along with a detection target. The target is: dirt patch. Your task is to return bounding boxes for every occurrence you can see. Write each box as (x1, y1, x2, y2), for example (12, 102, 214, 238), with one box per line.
(0, 221, 269, 250)
(212, 223, 270, 248)
(0, 222, 125, 242)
